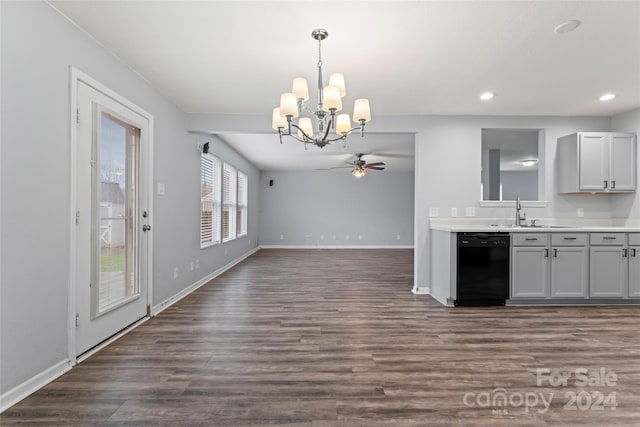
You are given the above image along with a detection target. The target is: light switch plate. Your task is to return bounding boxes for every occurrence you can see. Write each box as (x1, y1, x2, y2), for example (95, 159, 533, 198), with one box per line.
(465, 207, 476, 217)
(451, 208, 458, 217)
(577, 207, 584, 217)
(429, 207, 439, 217)
(157, 183, 165, 195)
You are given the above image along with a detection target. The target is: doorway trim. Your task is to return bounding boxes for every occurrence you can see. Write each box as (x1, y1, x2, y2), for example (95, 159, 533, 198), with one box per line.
(68, 67, 154, 364)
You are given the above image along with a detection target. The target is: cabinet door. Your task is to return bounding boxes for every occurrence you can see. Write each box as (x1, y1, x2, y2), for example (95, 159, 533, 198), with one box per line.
(590, 247, 627, 298)
(551, 247, 588, 298)
(579, 133, 608, 191)
(610, 134, 637, 191)
(629, 246, 640, 298)
(511, 247, 549, 298)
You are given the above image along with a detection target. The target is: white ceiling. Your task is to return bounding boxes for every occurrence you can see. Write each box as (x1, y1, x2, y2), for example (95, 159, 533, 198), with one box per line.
(49, 0, 640, 171)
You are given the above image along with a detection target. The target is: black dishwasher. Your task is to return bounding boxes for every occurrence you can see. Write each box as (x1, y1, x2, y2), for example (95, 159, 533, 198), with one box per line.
(455, 232, 510, 306)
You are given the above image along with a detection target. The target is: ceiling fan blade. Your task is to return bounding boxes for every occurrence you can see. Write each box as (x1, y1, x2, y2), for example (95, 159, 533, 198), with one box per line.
(366, 166, 385, 170)
(366, 162, 386, 167)
(316, 166, 352, 170)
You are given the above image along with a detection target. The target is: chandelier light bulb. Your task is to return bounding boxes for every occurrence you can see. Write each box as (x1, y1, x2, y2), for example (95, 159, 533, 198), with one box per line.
(329, 73, 346, 97)
(272, 107, 287, 130)
(336, 114, 351, 134)
(279, 93, 299, 118)
(353, 99, 371, 122)
(298, 117, 313, 138)
(292, 78, 309, 101)
(323, 85, 342, 112)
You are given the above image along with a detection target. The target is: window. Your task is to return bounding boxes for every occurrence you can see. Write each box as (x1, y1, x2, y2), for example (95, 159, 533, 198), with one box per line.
(200, 154, 221, 248)
(222, 163, 237, 242)
(237, 171, 248, 237)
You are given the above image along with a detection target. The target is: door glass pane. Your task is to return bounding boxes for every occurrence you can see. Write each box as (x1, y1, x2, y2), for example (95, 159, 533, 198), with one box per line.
(95, 112, 140, 315)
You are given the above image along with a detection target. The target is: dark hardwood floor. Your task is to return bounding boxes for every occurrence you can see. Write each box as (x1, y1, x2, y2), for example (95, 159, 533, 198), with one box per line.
(2, 249, 639, 426)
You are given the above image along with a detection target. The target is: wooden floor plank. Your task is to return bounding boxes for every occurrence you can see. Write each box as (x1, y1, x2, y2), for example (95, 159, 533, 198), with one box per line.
(2, 249, 639, 425)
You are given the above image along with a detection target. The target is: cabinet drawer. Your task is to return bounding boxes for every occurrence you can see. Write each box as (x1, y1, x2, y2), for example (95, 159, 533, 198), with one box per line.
(512, 233, 548, 246)
(629, 233, 640, 246)
(590, 233, 626, 245)
(551, 233, 587, 246)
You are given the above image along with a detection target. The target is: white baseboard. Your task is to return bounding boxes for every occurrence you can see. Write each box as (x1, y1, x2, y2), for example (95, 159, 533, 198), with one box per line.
(0, 359, 72, 413)
(412, 286, 430, 295)
(152, 246, 261, 315)
(260, 245, 414, 249)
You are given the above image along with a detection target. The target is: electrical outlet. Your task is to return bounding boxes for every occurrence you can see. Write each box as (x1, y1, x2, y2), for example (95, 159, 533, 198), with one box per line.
(465, 207, 476, 217)
(345, 235, 350, 240)
(358, 235, 363, 241)
(577, 207, 584, 218)
(451, 207, 458, 217)
(195, 259, 199, 269)
(397, 234, 401, 240)
(190, 261, 194, 271)
(173, 267, 179, 279)
(320, 234, 325, 240)
(429, 207, 439, 217)
(280, 234, 284, 240)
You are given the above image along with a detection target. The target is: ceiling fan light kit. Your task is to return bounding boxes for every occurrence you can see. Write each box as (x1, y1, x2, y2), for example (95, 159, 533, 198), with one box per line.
(271, 28, 372, 149)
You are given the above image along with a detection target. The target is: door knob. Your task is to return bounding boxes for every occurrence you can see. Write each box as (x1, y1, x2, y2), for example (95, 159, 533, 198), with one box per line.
(142, 224, 151, 232)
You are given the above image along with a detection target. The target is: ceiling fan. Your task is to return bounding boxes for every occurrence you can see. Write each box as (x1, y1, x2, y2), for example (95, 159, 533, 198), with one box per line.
(319, 153, 385, 177)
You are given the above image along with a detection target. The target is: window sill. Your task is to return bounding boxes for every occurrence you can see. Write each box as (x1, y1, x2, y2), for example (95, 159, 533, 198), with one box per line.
(478, 200, 548, 208)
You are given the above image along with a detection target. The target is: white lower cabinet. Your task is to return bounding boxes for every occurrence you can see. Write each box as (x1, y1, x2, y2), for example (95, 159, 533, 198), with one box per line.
(512, 233, 588, 299)
(550, 246, 589, 298)
(512, 244, 549, 298)
(590, 233, 627, 298)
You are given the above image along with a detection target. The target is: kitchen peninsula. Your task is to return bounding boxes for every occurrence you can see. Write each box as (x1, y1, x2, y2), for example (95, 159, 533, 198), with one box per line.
(430, 219, 640, 307)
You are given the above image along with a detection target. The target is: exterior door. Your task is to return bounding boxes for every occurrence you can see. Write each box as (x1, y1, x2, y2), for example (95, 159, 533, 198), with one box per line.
(75, 79, 151, 356)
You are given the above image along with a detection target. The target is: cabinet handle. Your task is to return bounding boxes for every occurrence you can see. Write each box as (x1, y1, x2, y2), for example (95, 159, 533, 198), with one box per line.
(623, 249, 628, 258)
(525, 238, 538, 241)
(632, 248, 637, 257)
(612, 180, 616, 189)
(544, 248, 549, 258)
(603, 236, 617, 240)
(603, 180, 608, 189)
(563, 237, 577, 240)
(553, 248, 558, 257)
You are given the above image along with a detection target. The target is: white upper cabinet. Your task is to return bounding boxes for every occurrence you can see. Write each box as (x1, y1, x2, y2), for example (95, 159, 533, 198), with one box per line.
(557, 132, 637, 194)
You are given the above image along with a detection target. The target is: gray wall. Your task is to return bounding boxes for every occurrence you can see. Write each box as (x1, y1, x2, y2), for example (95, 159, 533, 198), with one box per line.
(611, 108, 640, 221)
(259, 171, 414, 247)
(501, 171, 538, 201)
(0, 1, 259, 396)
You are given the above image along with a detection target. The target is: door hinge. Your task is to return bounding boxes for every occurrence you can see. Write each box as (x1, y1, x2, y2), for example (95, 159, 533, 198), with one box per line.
(75, 313, 80, 328)
(75, 210, 80, 225)
(76, 108, 80, 124)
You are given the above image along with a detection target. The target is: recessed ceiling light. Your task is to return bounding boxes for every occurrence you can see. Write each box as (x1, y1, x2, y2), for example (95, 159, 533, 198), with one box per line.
(480, 92, 495, 101)
(554, 20, 581, 34)
(599, 93, 616, 101)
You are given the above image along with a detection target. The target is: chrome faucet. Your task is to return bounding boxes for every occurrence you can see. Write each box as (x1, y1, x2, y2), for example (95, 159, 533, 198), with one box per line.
(515, 196, 526, 226)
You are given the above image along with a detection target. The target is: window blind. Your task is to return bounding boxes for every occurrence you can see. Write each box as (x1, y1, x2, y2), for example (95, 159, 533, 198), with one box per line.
(200, 154, 221, 247)
(237, 171, 248, 237)
(222, 163, 237, 242)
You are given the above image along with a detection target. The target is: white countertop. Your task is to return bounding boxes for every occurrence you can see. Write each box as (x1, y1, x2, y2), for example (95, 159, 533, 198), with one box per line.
(429, 219, 640, 233)
(431, 224, 640, 233)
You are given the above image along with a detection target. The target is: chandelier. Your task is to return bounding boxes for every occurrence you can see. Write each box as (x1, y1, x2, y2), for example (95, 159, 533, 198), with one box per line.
(271, 29, 372, 149)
